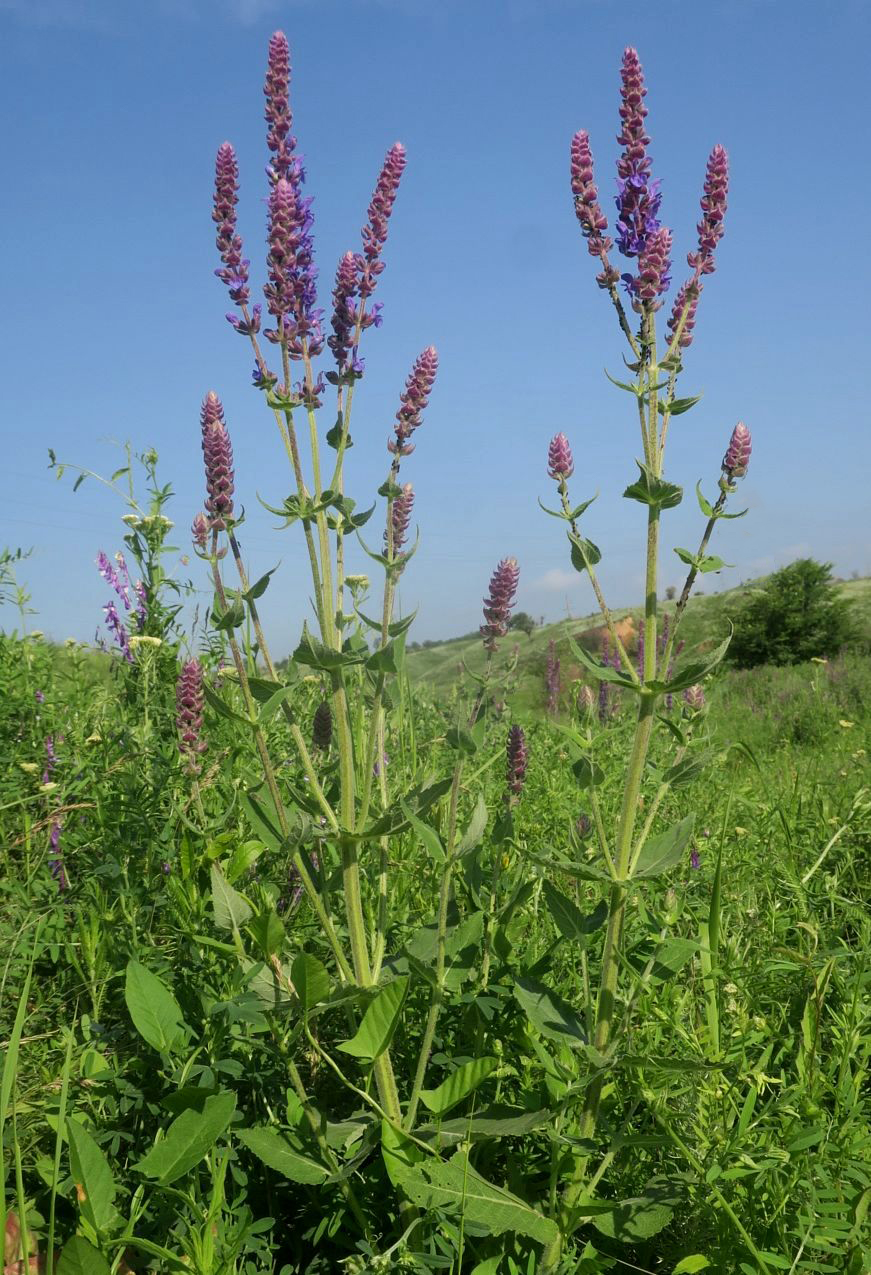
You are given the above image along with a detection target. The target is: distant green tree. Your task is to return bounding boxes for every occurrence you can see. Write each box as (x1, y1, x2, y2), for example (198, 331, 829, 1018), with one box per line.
(509, 611, 537, 637)
(729, 559, 855, 667)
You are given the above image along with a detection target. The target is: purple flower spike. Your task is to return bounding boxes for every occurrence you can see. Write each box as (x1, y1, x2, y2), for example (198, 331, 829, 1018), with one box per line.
(615, 47, 662, 262)
(263, 177, 321, 356)
(264, 31, 297, 184)
(388, 482, 414, 554)
(213, 142, 249, 305)
(683, 683, 705, 710)
(328, 251, 359, 374)
(577, 684, 594, 716)
(35, 689, 45, 704)
(358, 143, 407, 299)
(200, 392, 235, 528)
(690, 845, 701, 870)
(688, 144, 729, 277)
(49, 819, 67, 892)
(481, 557, 520, 652)
(667, 280, 700, 350)
(103, 600, 133, 662)
(722, 421, 751, 478)
(547, 432, 574, 481)
(571, 130, 617, 286)
(506, 724, 528, 796)
(176, 659, 207, 773)
(628, 224, 672, 310)
(312, 701, 332, 750)
(389, 346, 438, 456)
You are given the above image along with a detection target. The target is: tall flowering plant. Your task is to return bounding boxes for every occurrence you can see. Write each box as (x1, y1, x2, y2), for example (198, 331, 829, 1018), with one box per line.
(536, 46, 752, 1269)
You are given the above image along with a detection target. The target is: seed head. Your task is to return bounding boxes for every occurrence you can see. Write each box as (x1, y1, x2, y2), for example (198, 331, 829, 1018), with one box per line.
(722, 421, 751, 478)
(312, 701, 332, 750)
(200, 392, 235, 528)
(506, 724, 528, 796)
(481, 557, 520, 652)
(547, 432, 574, 481)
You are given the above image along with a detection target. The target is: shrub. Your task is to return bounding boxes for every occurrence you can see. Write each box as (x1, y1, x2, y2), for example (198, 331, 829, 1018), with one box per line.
(729, 558, 855, 667)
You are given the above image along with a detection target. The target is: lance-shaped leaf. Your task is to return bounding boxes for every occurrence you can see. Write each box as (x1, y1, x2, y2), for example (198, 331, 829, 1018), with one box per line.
(67, 1119, 118, 1233)
(57, 1238, 111, 1275)
(337, 976, 408, 1062)
(569, 531, 602, 572)
(291, 952, 332, 1011)
(401, 802, 446, 864)
(236, 1127, 329, 1185)
(695, 480, 747, 520)
(134, 1090, 236, 1185)
(658, 394, 702, 417)
(211, 861, 253, 930)
(649, 627, 732, 696)
(513, 976, 587, 1047)
(542, 881, 608, 942)
(457, 793, 488, 856)
(568, 637, 639, 690)
(242, 565, 278, 603)
(419, 1057, 499, 1116)
(674, 546, 732, 573)
(124, 961, 188, 1054)
(631, 814, 695, 880)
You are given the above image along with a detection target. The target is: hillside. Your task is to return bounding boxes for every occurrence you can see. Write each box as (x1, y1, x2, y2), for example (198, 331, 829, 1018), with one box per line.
(406, 575, 871, 713)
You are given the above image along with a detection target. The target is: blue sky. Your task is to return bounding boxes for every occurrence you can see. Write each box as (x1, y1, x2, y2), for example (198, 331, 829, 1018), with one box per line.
(2, 0, 869, 653)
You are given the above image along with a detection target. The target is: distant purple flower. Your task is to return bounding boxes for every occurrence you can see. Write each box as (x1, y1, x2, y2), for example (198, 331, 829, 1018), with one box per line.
(201, 392, 235, 529)
(388, 483, 414, 554)
(357, 143, 407, 299)
(683, 683, 705, 711)
(388, 347, 438, 456)
(546, 640, 560, 713)
(133, 580, 147, 631)
(162, 860, 172, 876)
(35, 689, 45, 704)
(49, 819, 67, 891)
(280, 851, 319, 912)
(42, 735, 57, 784)
(506, 724, 528, 797)
(373, 750, 389, 778)
(547, 432, 574, 481)
(226, 304, 261, 336)
(688, 144, 729, 278)
(104, 600, 133, 662)
(614, 47, 662, 264)
(576, 813, 593, 839)
(213, 142, 250, 307)
(722, 421, 751, 478)
(192, 512, 209, 551)
(328, 251, 359, 374)
(481, 558, 520, 652)
(176, 659, 207, 773)
(96, 551, 130, 610)
(577, 684, 594, 716)
(690, 846, 701, 871)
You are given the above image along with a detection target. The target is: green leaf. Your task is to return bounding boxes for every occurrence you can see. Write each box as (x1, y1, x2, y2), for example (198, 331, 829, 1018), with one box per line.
(401, 802, 446, 864)
(419, 1057, 499, 1116)
(291, 952, 332, 1011)
(542, 882, 607, 942)
(632, 815, 695, 880)
(134, 1090, 236, 1185)
(572, 756, 604, 789)
(568, 637, 638, 689)
(212, 598, 245, 632)
(513, 976, 587, 1047)
(124, 961, 188, 1054)
(417, 1105, 552, 1144)
(673, 1257, 710, 1273)
(292, 622, 365, 672)
(659, 627, 733, 694)
(57, 1237, 111, 1275)
(236, 1127, 329, 1184)
(245, 910, 285, 959)
(659, 394, 702, 417)
(67, 1119, 118, 1233)
(210, 862, 253, 931)
(337, 976, 408, 1061)
(695, 481, 715, 517)
(623, 461, 683, 511)
(365, 632, 406, 674)
(457, 793, 488, 856)
(243, 566, 278, 602)
(591, 1190, 675, 1241)
(569, 532, 602, 572)
(202, 680, 251, 727)
(381, 1123, 557, 1244)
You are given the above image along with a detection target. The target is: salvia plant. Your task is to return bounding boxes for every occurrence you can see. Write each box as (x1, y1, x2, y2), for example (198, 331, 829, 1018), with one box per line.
(23, 34, 871, 1275)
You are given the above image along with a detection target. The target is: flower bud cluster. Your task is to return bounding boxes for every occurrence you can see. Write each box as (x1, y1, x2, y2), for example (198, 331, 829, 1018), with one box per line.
(506, 724, 528, 796)
(201, 392, 235, 529)
(176, 659, 207, 772)
(547, 432, 574, 481)
(481, 558, 520, 652)
(389, 347, 439, 456)
(722, 421, 751, 479)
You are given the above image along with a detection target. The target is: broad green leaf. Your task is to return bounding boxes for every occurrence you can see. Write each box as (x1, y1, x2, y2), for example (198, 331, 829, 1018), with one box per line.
(673, 1256, 711, 1273)
(292, 622, 365, 672)
(225, 839, 265, 883)
(210, 862, 253, 930)
(57, 1237, 111, 1275)
(124, 961, 187, 1054)
(236, 1126, 329, 1184)
(592, 1193, 674, 1241)
(659, 394, 702, 417)
(419, 1057, 498, 1116)
(542, 881, 607, 942)
(245, 909, 285, 959)
(338, 976, 408, 1061)
(243, 565, 277, 602)
(457, 793, 488, 856)
(401, 802, 446, 864)
(623, 461, 683, 511)
(418, 1106, 552, 1144)
(513, 976, 587, 1048)
(655, 628, 732, 695)
(134, 1090, 236, 1185)
(572, 756, 604, 789)
(569, 532, 602, 572)
(291, 952, 332, 1011)
(568, 637, 639, 689)
(632, 815, 695, 880)
(382, 1123, 557, 1244)
(67, 1118, 117, 1233)
(470, 1259, 503, 1275)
